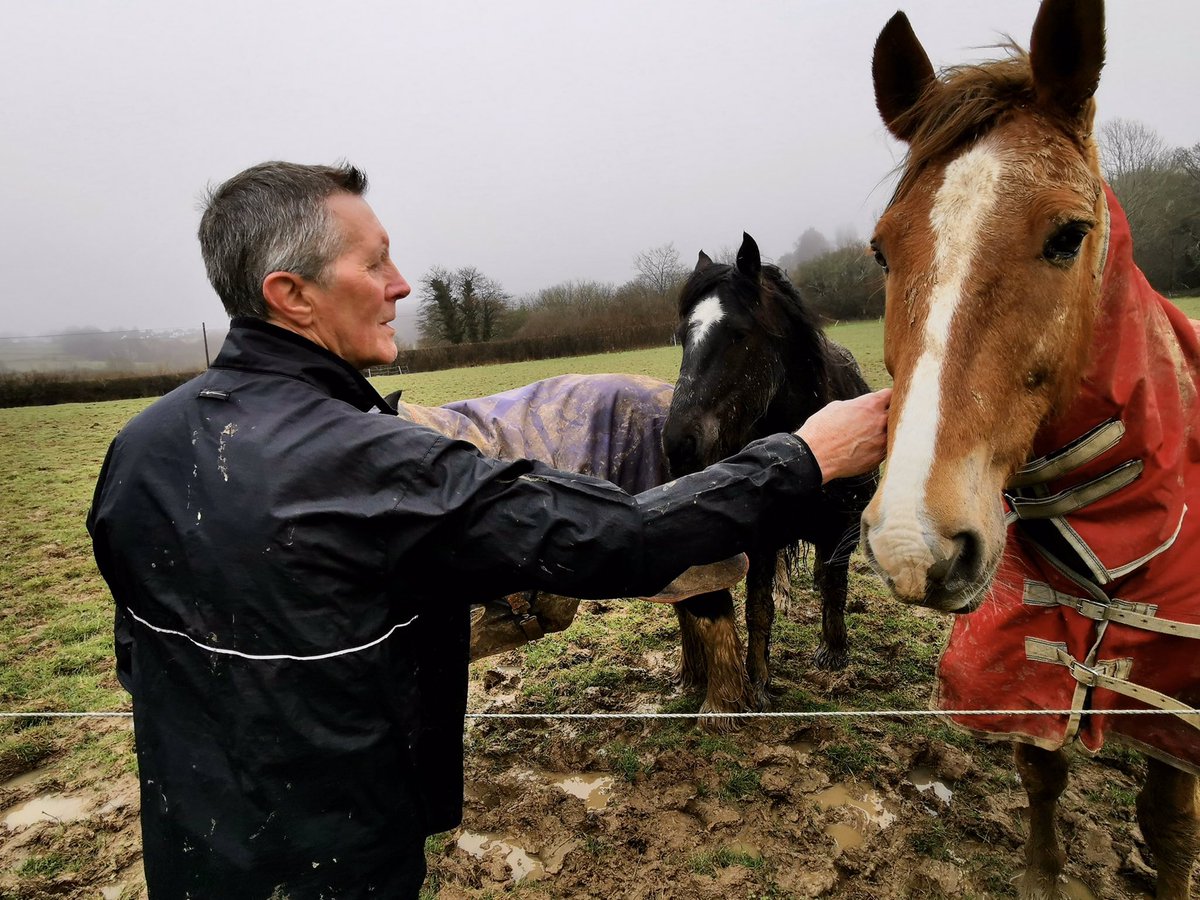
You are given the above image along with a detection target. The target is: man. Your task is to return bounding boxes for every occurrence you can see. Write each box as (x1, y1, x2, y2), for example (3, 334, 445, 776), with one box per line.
(88, 161, 888, 898)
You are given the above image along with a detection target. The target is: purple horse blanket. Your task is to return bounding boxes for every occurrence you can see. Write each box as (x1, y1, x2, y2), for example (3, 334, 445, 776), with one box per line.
(391, 373, 745, 658)
(396, 373, 675, 494)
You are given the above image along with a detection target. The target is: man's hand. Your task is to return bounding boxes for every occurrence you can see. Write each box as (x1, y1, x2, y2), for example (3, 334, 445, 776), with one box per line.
(795, 388, 891, 483)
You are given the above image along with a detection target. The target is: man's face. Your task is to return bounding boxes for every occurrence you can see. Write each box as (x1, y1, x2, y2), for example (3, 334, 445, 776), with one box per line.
(306, 193, 411, 369)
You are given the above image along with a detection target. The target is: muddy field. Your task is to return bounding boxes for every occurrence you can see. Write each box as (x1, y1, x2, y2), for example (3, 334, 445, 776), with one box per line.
(0, 562, 1167, 899)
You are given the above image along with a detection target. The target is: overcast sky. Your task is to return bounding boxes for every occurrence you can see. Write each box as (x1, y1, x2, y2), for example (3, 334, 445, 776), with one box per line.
(2, 0, 1197, 340)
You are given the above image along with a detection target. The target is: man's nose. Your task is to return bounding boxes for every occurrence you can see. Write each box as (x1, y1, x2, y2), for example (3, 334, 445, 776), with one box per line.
(391, 269, 411, 300)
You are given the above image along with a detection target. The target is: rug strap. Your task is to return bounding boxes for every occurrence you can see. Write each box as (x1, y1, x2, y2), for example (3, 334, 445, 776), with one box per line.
(1024, 637, 1200, 732)
(1006, 419, 1125, 489)
(1022, 580, 1200, 640)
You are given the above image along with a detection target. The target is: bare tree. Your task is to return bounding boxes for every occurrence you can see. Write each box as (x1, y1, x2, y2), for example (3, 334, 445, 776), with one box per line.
(633, 242, 687, 295)
(792, 245, 884, 321)
(1176, 142, 1200, 186)
(1099, 118, 1168, 182)
(1098, 121, 1200, 290)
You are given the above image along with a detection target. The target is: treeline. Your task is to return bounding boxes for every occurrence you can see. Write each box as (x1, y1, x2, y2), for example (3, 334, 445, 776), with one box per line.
(0, 369, 201, 408)
(10, 118, 1197, 404)
(769, 118, 1200, 322)
(1100, 120, 1200, 291)
(407, 245, 687, 371)
(0, 328, 218, 374)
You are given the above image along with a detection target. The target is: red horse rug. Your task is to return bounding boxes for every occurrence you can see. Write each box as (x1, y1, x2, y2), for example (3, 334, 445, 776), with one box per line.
(937, 189, 1200, 775)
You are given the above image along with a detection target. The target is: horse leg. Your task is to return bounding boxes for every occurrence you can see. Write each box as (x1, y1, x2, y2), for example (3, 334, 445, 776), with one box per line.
(1136, 757, 1199, 898)
(772, 551, 793, 617)
(677, 589, 751, 732)
(811, 537, 850, 670)
(1013, 743, 1070, 899)
(673, 602, 708, 693)
(744, 552, 776, 711)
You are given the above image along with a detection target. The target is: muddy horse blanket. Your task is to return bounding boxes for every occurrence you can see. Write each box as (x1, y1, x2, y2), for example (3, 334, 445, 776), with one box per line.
(937, 189, 1200, 774)
(395, 373, 675, 493)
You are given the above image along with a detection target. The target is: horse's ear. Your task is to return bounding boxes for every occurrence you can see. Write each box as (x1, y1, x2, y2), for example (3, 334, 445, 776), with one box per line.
(695, 250, 713, 272)
(872, 11, 937, 143)
(736, 232, 761, 282)
(1029, 0, 1105, 125)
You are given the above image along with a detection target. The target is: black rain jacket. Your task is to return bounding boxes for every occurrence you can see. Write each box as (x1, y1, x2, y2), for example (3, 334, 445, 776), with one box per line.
(87, 318, 824, 898)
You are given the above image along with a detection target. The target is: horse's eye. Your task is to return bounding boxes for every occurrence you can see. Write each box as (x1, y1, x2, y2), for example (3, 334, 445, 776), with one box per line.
(1043, 222, 1092, 263)
(870, 242, 889, 274)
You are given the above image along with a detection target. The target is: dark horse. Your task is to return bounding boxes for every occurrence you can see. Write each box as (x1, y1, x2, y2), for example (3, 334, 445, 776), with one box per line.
(662, 232, 876, 720)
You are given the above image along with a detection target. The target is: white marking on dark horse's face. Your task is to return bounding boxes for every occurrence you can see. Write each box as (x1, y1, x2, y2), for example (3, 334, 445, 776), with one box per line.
(868, 140, 1005, 604)
(686, 296, 725, 348)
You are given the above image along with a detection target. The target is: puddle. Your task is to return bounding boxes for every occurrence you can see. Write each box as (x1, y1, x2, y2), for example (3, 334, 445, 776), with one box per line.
(826, 822, 865, 851)
(1, 765, 52, 792)
(99, 860, 145, 899)
(910, 766, 953, 805)
(553, 773, 614, 810)
(511, 767, 616, 810)
(3, 793, 90, 829)
(813, 784, 897, 851)
(1015, 872, 1098, 900)
(1060, 874, 1099, 900)
(457, 830, 545, 882)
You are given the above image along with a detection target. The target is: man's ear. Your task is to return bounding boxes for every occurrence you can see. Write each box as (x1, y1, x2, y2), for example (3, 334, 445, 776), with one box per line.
(262, 271, 314, 327)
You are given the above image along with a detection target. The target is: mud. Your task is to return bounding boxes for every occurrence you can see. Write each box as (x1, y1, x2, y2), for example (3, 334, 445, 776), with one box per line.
(0, 616, 1171, 899)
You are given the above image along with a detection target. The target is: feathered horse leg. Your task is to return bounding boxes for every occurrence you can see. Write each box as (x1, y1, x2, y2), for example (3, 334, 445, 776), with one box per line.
(1137, 757, 1199, 899)
(1014, 743, 1070, 899)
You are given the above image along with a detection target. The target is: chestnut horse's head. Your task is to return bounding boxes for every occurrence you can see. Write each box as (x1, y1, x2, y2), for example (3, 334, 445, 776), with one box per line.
(862, 0, 1110, 612)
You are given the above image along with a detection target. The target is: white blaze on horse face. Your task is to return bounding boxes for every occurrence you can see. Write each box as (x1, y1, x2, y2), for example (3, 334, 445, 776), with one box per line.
(871, 141, 1005, 601)
(687, 296, 725, 348)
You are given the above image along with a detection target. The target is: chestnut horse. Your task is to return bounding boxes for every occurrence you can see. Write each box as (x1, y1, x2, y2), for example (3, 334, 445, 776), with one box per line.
(664, 233, 876, 720)
(863, 1, 1200, 896)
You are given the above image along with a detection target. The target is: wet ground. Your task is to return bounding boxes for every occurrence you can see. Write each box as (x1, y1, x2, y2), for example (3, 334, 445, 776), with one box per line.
(0, 602, 1172, 899)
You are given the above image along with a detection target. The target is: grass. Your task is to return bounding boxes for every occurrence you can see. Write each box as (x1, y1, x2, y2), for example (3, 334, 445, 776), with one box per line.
(1169, 293, 1200, 318)
(2, 308, 1190, 896)
(688, 846, 767, 876)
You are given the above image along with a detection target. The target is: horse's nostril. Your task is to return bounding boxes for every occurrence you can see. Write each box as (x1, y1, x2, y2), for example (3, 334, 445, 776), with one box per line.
(952, 530, 983, 581)
(940, 532, 979, 588)
(931, 530, 983, 589)
(666, 433, 699, 477)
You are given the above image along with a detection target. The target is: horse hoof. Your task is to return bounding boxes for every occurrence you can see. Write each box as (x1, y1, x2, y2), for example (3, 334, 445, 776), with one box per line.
(813, 644, 850, 671)
(1016, 869, 1067, 900)
(698, 709, 742, 734)
(751, 686, 774, 713)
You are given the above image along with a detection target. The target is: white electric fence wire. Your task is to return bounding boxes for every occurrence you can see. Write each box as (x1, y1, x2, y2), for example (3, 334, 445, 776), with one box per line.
(0, 708, 1194, 720)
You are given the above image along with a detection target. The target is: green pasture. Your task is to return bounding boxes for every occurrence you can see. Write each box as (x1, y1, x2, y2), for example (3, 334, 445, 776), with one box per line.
(1171, 293, 1200, 318)
(0, 318, 886, 783)
(5, 289, 1199, 778)
(2, 300, 1195, 892)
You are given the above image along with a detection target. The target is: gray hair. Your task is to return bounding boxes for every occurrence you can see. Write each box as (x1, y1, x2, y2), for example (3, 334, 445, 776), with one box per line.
(198, 161, 368, 318)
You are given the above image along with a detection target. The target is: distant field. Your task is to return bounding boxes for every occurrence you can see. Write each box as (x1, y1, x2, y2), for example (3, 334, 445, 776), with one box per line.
(371, 318, 890, 408)
(1171, 293, 1200, 318)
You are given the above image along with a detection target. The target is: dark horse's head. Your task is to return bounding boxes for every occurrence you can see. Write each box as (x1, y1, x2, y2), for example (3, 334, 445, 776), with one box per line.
(664, 232, 828, 477)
